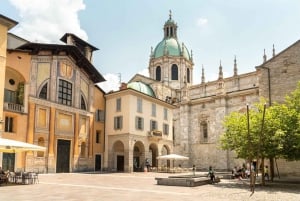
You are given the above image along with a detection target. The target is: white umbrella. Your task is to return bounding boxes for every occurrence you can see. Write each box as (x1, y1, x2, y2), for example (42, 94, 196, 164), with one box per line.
(156, 154, 189, 172)
(156, 153, 189, 160)
(0, 137, 46, 153)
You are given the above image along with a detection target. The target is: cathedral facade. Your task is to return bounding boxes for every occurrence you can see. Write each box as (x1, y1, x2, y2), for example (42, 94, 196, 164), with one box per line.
(130, 12, 300, 174)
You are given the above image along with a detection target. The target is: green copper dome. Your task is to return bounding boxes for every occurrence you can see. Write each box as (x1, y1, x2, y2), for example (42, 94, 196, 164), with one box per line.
(127, 82, 156, 98)
(152, 11, 192, 61)
(153, 38, 191, 60)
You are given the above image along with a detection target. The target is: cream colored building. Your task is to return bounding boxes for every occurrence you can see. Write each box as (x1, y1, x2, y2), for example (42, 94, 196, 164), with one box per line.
(104, 82, 175, 172)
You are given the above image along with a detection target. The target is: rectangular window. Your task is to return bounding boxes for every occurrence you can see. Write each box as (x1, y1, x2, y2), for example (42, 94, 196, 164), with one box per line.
(4, 89, 17, 103)
(150, 120, 157, 131)
(151, 104, 156, 117)
(96, 130, 101, 143)
(201, 122, 208, 143)
(163, 123, 169, 135)
(95, 109, 105, 122)
(164, 108, 168, 120)
(58, 79, 72, 106)
(5, 116, 13, 133)
(114, 116, 123, 130)
(135, 116, 144, 130)
(137, 98, 143, 113)
(116, 98, 121, 112)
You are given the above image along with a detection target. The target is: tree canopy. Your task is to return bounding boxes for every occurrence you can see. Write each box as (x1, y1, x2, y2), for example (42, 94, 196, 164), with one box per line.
(220, 82, 300, 161)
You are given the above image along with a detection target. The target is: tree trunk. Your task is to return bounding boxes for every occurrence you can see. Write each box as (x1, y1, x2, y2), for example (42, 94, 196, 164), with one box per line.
(270, 157, 274, 182)
(261, 157, 265, 185)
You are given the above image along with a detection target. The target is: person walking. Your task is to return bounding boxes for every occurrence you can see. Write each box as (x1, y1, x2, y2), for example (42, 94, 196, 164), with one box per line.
(208, 166, 215, 183)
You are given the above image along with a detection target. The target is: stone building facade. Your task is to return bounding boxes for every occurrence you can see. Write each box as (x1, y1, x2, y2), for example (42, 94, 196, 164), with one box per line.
(130, 12, 300, 174)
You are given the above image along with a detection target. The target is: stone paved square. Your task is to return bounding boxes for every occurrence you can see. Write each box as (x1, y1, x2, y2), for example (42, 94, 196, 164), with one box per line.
(0, 172, 299, 201)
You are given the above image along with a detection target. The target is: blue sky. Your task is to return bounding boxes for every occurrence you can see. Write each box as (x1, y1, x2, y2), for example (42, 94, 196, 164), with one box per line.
(1, 0, 300, 92)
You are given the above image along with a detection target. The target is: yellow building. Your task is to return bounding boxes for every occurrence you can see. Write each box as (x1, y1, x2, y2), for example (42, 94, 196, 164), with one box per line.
(0, 14, 106, 173)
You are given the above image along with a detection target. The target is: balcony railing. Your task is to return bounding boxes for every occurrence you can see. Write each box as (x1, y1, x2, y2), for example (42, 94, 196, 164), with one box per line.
(4, 102, 24, 113)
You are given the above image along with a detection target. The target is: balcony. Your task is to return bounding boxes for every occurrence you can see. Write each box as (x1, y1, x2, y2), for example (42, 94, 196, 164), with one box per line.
(148, 130, 162, 141)
(4, 102, 24, 113)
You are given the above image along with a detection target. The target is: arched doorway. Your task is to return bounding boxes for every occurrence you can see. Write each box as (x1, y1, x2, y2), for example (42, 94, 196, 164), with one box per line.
(133, 141, 145, 172)
(160, 145, 171, 168)
(149, 143, 158, 168)
(113, 140, 125, 172)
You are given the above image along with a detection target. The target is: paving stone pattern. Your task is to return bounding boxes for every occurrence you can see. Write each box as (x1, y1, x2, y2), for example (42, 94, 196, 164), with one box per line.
(0, 172, 299, 201)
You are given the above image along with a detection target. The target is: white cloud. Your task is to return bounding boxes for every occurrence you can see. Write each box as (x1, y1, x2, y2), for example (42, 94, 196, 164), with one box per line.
(9, 0, 87, 43)
(196, 17, 208, 27)
(138, 68, 149, 77)
(98, 73, 121, 93)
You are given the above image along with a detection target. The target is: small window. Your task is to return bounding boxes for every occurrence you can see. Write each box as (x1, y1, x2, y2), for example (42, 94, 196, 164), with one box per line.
(39, 83, 48, 99)
(81, 95, 87, 110)
(163, 108, 168, 120)
(114, 116, 123, 130)
(5, 116, 13, 133)
(156, 66, 161, 81)
(201, 121, 208, 142)
(135, 116, 144, 130)
(95, 109, 105, 122)
(137, 98, 143, 113)
(151, 104, 156, 117)
(163, 124, 169, 135)
(150, 120, 157, 131)
(116, 98, 121, 112)
(96, 131, 101, 144)
(4, 89, 17, 103)
(187, 68, 190, 83)
(171, 64, 178, 80)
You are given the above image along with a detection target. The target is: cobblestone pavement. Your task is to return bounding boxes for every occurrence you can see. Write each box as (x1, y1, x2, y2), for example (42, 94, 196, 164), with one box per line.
(0, 172, 299, 201)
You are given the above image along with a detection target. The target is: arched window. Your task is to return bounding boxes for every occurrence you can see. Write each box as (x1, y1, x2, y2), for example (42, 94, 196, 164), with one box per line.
(187, 68, 190, 83)
(37, 137, 45, 157)
(156, 66, 161, 81)
(171, 64, 178, 80)
(81, 95, 87, 110)
(39, 83, 48, 99)
(80, 142, 86, 157)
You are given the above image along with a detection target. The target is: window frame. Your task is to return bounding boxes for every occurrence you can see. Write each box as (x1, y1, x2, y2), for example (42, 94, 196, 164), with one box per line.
(150, 120, 157, 131)
(4, 116, 13, 133)
(163, 123, 169, 135)
(116, 98, 121, 112)
(137, 98, 143, 113)
(114, 116, 123, 130)
(58, 79, 73, 106)
(135, 116, 144, 130)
